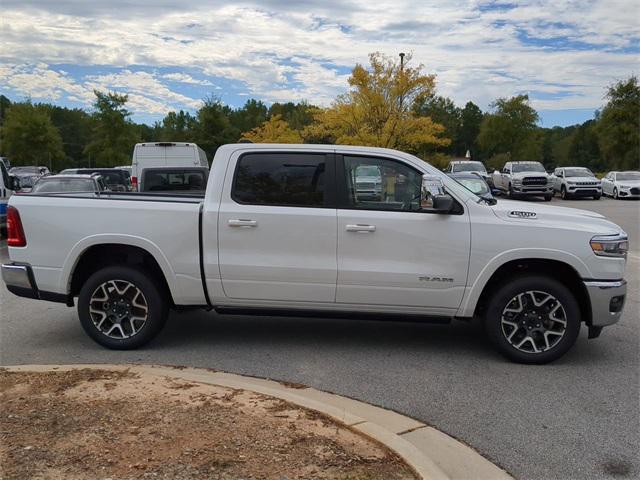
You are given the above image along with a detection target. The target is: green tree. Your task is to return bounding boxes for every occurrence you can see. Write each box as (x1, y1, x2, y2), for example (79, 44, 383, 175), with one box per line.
(477, 94, 542, 169)
(42, 105, 94, 169)
(84, 90, 137, 166)
(459, 102, 483, 159)
(230, 99, 268, 133)
(596, 76, 640, 170)
(1, 102, 64, 167)
(570, 120, 603, 171)
(194, 96, 239, 156)
(269, 101, 317, 131)
(156, 110, 197, 142)
(414, 95, 461, 155)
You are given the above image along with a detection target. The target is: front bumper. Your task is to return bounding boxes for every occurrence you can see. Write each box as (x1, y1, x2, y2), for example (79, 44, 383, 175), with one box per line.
(1, 262, 71, 305)
(567, 186, 601, 197)
(584, 279, 627, 327)
(512, 185, 553, 195)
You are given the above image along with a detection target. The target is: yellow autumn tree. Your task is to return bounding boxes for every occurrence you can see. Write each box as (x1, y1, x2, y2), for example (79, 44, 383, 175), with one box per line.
(240, 115, 302, 143)
(303, 52, 450, 152)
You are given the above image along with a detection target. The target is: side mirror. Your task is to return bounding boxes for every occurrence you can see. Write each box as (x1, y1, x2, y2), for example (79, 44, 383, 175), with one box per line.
(8, 174, 20, 191)
(432, 194, 454, 213)
(421, 175, 453, 213)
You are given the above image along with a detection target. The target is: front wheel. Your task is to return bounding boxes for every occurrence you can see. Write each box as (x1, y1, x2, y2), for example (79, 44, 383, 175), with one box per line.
(560, 186, 568, 199)
(78, 265, 168, 349)
(594, 194, 601, 200)
(484, 275, 581, 364)
(613, 187, 619, 199)
(544, 194, 553, 201)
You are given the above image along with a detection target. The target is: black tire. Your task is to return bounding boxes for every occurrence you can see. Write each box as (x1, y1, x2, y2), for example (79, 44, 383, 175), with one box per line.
(560, 186, 568, 199)
(507, 183, 515, 198)
(78, 265, 168, 349)
(613, 187, 619, 199)
(594, 194, 601, 200)
(544, 194, 553, 201)
(484, 275, 581, 364)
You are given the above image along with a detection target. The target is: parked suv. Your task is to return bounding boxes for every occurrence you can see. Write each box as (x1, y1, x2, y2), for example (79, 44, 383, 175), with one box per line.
(551, 167, 601, 200)
(445, 160, 492, 187)
(492, 161, 553, 200)
(60, 168, 132, 192)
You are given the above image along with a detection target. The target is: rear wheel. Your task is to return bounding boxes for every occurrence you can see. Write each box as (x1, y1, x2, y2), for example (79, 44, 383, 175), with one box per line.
(484, 275, 581, 364)
(78, 265, 168, 349)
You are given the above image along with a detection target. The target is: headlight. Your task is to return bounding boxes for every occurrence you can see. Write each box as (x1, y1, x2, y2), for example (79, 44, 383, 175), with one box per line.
(513, 179, 522, 185)
(590, 235, 629, 258)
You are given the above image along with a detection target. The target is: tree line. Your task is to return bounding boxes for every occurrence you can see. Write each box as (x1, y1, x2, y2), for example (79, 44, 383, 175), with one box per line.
(0, 53, 637, 173)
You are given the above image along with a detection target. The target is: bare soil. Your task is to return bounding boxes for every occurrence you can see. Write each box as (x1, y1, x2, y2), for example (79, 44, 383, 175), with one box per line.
(0, 368, 416, 479)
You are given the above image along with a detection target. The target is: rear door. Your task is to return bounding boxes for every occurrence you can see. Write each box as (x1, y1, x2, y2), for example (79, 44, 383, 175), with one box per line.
(218, 151, 338, 302)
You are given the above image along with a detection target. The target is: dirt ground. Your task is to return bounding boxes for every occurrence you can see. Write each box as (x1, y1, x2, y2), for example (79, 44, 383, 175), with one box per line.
(0, 368, 416, 479)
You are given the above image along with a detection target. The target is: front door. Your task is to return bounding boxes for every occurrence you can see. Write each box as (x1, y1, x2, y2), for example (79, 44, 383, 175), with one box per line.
(335, 154, 470, 310)
(218, 151, 337, 303)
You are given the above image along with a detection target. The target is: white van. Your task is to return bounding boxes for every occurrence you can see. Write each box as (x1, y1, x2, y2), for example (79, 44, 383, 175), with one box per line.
(130, 143, 209, 191)
(1, 157, 17, 233)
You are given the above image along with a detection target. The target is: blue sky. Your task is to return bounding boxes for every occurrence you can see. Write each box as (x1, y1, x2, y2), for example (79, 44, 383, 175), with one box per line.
(1, 0, 638, 127)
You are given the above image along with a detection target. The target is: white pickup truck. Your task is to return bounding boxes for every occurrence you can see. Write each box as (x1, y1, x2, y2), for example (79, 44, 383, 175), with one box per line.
(2, 144, 629, 363)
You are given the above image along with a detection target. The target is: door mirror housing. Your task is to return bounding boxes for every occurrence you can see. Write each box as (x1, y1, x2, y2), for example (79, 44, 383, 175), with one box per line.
(421, 175, 454, 213)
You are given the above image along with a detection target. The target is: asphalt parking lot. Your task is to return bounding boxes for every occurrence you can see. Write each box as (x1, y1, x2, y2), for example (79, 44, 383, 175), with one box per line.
(1, 196, 638, 480)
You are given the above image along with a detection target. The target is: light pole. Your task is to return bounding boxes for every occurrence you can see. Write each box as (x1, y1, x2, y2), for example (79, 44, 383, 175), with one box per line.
(398, 53, 406, 111)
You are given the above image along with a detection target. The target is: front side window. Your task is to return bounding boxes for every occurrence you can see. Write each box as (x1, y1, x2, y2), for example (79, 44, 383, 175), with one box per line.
(342, 156, 422, 212)
(233, 153, 326, 207)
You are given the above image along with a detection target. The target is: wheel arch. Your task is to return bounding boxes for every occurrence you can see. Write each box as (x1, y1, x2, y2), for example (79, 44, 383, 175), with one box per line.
(470, 258, 592, 326)
(65, 236, 176, 306)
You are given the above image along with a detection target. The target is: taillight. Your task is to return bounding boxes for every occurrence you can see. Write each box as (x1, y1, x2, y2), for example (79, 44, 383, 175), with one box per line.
(7, 206, 27, 247)
(131, 176, 138, 191)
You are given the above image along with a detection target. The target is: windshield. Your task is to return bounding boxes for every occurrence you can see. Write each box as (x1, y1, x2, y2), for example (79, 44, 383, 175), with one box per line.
(564, 168, 594, 178)
(512, 163, 545, 173)
(32, 178, 96, 193)
(617, 172, 640, 181)
(10, 166, 41, 174)
(454, 177, 490, 196)
(452, 162, 487, 173)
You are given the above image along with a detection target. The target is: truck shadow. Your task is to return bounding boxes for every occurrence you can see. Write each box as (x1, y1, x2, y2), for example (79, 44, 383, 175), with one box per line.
(157, 309, 499, 358)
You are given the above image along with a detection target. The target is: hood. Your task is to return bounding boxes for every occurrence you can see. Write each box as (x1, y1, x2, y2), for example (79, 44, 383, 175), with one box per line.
(512, 172, 548, 179)
(490, 199, 623, 236)
(615, 180, 640, 188)
(565, 176, 600, 183)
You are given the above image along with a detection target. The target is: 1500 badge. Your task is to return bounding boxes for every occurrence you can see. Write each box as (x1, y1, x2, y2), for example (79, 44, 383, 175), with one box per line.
(419, 276, 454, 283)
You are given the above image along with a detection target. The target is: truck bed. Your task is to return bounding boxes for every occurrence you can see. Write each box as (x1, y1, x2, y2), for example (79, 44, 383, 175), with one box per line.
(8, 192, 206, 305)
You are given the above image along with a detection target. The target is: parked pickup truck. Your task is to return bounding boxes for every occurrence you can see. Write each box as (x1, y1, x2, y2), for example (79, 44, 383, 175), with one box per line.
(2, 144, 629, 363)
(492, 161, 554, 200)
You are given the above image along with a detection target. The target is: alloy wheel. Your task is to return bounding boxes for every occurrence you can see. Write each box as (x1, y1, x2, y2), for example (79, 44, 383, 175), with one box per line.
(89, 280, 149, 339)
(500, 290, 567, 353)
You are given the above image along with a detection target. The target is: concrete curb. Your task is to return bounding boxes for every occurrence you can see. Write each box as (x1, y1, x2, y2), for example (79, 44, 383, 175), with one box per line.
(3, 364, 512, 480)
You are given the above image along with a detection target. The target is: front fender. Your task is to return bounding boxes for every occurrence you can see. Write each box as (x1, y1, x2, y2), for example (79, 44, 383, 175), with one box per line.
(456, 248, 591, 318)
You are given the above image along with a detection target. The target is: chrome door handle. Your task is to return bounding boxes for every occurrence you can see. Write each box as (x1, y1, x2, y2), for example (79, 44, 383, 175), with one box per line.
(228, 219, 258, 227)
(346, 224, 376, 232)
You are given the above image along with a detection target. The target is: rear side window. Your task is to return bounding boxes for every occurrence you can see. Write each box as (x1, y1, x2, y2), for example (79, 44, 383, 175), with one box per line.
(141, 169, 208, 192)
(232, 153, 326, 207)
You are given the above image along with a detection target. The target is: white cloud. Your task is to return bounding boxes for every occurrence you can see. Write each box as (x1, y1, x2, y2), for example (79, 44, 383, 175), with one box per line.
(0, 0, 637, 119)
